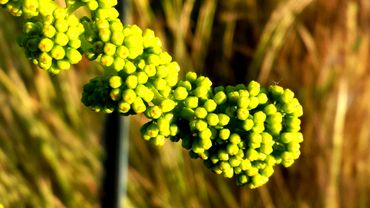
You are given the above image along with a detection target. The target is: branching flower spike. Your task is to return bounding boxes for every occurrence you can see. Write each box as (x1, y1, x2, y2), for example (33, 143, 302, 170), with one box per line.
(1, 0, 304, 188)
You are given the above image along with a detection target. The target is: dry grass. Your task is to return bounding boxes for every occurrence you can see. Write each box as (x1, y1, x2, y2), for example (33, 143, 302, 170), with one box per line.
(1, 0, 370, 207)
(127, 0, 370, 207)
(0, 11, 103, 207)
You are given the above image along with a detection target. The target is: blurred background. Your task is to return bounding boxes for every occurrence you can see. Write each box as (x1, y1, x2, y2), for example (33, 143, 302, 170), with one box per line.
(1, 0, 370, 207)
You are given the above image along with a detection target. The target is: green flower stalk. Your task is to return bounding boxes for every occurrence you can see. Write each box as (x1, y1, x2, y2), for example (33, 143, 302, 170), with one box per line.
(1, 0, 304, 189)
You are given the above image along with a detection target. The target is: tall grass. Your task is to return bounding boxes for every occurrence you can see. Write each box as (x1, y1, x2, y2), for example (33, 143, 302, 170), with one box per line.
(1, 0, 370, 207)
(127, 0, 370, 207)
(0, 11, 103, 207)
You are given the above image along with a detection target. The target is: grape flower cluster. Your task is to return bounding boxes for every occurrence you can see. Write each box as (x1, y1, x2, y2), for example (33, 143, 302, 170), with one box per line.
(1, 0, 304, 188)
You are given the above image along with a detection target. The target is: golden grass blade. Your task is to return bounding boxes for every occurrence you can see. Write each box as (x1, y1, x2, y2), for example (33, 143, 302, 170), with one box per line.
(250, 0, 313, 83)
(191, 0, 217, 72)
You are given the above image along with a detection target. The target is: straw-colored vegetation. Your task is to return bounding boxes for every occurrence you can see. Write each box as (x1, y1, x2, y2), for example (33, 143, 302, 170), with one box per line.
(1, 0, 370, 207)
(0, 11, 103, 207)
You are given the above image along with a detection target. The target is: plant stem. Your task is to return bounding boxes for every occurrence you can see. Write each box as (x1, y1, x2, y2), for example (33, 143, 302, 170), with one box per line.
(101, 112, 130, 208)
(100, 1, 131, 208)
(67, 2, 85, 15)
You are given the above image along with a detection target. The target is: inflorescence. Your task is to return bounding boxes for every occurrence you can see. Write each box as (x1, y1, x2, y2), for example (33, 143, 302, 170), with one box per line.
(1, 0, 304, 188)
